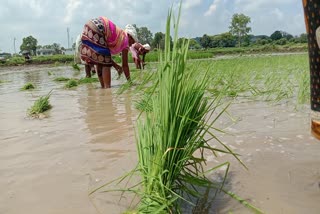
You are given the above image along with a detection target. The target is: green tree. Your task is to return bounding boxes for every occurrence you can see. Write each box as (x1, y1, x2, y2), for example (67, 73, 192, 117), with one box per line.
(299, 33, 308, 43)
(210, 32, 236, 48)
(270, 30, 283, 40)
(229, 13, 251, 47)
(189, 39, 201, 49)
(152, 32, 165, 49)
(200, 34, 211, 49)
(52, 43, 61, 54)
(138, 27, 153, 45)
(20, 36, 38, 55)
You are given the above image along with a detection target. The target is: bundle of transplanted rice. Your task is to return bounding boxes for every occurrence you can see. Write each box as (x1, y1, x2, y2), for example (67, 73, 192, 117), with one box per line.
(91, 4, 263, 214)
(131, 9, 219, 213)
(21, 82, 35, 90)
(65, 79, 78, 88)
(72, 63, 80, 71)
(28, 91, 52, 116)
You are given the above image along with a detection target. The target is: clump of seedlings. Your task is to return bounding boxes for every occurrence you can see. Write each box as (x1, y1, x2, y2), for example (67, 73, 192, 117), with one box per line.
(78, 77, 99, 84)
(21, 82, 35, 91)
(54, 77, 70, 82)
(65, 79, 78, 88)
(72, 63, 80, 71)
(28, 91, 52, 117)
(48, 71, 53, 76)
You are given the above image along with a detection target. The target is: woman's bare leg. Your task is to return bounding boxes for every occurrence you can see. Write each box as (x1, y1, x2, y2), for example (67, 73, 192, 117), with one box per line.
(96, 65, 104, 88)
(85, 64, 91, 77)
(102, 66, 111, 88)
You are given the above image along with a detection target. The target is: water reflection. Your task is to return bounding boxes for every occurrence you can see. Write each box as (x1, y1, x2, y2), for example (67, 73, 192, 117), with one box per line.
(78, 86, 136, 164)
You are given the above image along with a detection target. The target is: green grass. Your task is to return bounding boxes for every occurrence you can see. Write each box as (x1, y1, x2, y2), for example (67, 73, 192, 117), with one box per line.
(21, 82, 35, 91)
(28, 92, 52, 116)
(65, 79, 78, 88)
(48, 71, 52, 76)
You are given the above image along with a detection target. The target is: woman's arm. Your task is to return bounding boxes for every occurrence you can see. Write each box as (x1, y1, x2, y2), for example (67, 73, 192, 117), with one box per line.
(121, 48, 130, 81)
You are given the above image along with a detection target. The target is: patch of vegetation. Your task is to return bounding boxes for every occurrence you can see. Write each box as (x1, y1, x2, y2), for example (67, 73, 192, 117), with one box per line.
(54, 77, 70, 82)
(65, 79, 78, 88)
(48, 71, 52, 76)
(21, 82, 35, 91)
(28, 92, 52, 116)
(78, 77, 99, 84)
(72, 63, 80, 71)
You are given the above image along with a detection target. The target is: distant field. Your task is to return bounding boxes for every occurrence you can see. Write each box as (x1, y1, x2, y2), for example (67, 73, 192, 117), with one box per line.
(0, 43, 307, 66)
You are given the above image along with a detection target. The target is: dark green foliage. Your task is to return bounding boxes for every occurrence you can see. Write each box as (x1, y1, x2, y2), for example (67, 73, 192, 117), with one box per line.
(21, 82, 35, 90)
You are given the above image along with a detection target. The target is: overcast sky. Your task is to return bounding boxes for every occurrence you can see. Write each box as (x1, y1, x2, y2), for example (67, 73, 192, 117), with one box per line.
(0, 0, 306, 53)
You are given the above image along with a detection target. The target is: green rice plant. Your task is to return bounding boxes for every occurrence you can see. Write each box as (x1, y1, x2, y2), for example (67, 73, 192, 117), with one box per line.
(48, 71, 52, 76)
(92, 5, 262, 214)
(72, 63, 80, 71)
(28, 91, 52, 116)
(65, 79, 78, 88)
(78, 77, 99, 84)
(21, 82, 35, 91)
(54, 77, 70, 82)
(296, 69, 310, 104)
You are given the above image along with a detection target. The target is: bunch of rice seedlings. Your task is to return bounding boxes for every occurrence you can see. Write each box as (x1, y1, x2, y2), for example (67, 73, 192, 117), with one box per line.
(65, 79, 78, 88)
(54, 77, 70, 82)
(21, 82, 35, 91)
(48, 71, 52, 76)
(28, 91, 52, 116)
(92, 4, 262, 214)
(78, 77, 99, 84)
(72, 63, 80, 71)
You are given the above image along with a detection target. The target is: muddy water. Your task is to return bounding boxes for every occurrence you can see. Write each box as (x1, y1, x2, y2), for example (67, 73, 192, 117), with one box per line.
(0, 65, 319, 214)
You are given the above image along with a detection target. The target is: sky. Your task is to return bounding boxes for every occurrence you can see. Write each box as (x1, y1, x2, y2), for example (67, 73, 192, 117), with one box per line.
(0, 0, 306, 53)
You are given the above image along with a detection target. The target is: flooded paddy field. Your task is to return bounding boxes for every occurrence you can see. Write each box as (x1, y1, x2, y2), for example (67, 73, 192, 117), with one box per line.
(0, 58, 319, 214)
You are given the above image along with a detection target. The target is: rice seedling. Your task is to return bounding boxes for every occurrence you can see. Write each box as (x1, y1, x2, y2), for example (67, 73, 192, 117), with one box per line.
(28, 91, 52, 116)
(78, 77, 99, 84)
(92, 4, 262, 214)
(72, 63, 80, 71)
(20, 82, 35, 91)
(65, 79, 78, 88)
(54, 77, 70, 82)
(48, 71, 52, 76)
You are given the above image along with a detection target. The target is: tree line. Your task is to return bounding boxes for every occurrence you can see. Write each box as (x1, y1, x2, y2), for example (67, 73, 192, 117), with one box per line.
(17, 13, 307, 56)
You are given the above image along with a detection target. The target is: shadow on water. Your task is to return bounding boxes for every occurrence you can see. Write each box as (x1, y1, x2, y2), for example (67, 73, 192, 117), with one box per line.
(180, 172, 249, 214)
